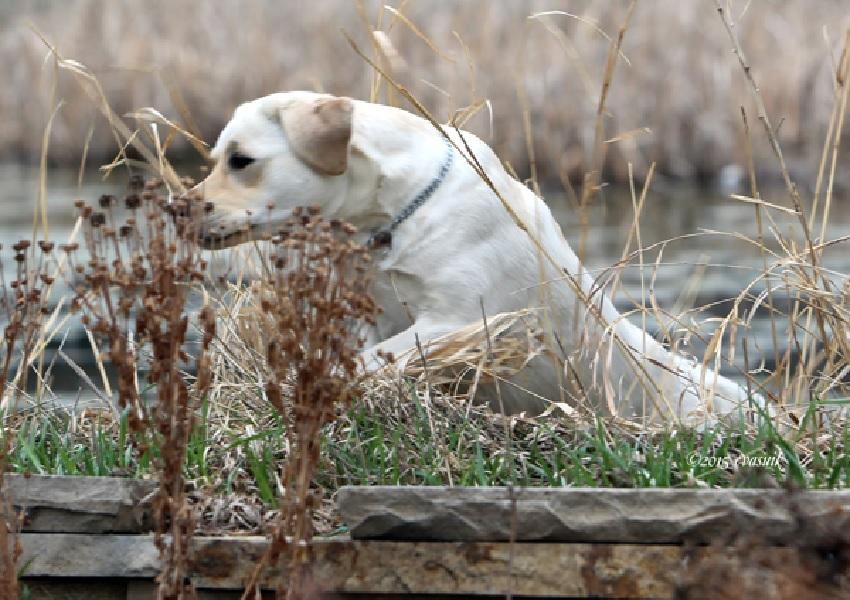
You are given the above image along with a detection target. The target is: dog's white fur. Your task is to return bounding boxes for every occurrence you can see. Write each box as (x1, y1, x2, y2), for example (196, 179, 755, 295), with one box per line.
(197, 91, 764, 425)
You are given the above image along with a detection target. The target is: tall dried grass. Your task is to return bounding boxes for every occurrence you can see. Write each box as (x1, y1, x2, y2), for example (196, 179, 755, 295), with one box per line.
(1, 2, 850, 595)
(2, 0, 849, 186)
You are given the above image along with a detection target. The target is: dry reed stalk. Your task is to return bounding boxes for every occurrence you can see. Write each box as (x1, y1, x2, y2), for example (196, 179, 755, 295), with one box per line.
(710, 12, 850, 415)
(576, 0, 636, 268)
(714, 2, 837, 408)
(740, 106, 781, 387)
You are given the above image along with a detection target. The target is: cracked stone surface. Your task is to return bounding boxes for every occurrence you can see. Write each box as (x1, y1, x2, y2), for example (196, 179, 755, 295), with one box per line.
(337, 486, 850, 543)
(5, 474, 156, 533)
(20, 533, 683, 597)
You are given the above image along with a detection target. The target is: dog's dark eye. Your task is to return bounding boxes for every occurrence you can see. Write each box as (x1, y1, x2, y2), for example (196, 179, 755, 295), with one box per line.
(228, 153, 255, 171)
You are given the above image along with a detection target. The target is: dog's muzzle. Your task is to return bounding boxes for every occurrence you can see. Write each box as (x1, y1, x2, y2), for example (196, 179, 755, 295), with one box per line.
(198, 223, 262, 249)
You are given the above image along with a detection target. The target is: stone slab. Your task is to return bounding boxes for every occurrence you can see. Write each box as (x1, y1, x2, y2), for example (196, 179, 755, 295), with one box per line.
(20, 533, 685, 597)
(336, 486, 850, 543)
(4, 474, 156, 533)
(23, 579, 128, 600)
(26, 580, 251, 600)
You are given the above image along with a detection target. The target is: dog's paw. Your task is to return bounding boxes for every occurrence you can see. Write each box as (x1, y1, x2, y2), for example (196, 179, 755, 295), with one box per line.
(359, 348, 398, 374)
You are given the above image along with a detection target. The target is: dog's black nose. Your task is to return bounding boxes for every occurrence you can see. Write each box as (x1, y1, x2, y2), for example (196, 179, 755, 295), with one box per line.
(199, 232, 221, 248)
(172, 198, 190, 219)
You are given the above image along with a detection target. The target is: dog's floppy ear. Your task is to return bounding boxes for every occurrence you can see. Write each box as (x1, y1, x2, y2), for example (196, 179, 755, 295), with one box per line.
(280, 96, 353, 176)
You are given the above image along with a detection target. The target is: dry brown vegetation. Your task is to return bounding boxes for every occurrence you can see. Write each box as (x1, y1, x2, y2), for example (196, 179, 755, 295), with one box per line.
(0, 236, 59, 599)
(2, 0, 849, 187)
(238, 209, 379, 598)
(52, 170, 379, 597)
(66, 175, 218, 598)
(0, 1, 850, 597)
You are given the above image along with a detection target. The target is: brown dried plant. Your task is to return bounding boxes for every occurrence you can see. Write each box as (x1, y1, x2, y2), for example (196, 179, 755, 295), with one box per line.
(0, 238, 57, 600)
(0, 483, 20, 600)
(69, 175, 214, 600)
(240, 206, 378, 599)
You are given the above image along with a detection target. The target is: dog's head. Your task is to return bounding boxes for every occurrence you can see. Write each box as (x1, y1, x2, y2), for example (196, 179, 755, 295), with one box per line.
(195, 91, 354, 248)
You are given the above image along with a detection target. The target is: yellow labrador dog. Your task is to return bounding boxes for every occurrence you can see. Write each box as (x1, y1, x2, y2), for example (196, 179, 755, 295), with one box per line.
(195, 91, 764, 425)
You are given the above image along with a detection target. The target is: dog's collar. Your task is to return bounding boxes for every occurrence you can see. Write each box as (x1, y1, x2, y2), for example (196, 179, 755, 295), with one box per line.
(369, 136, 454, 249)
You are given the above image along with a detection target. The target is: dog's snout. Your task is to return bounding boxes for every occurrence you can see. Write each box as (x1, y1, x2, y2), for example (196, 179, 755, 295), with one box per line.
(169, 183, 216, 220)
(198, 222, 261, 249)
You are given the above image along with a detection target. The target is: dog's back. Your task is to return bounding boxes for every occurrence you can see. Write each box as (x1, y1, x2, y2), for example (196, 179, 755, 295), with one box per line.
(433, 128, 757, 423)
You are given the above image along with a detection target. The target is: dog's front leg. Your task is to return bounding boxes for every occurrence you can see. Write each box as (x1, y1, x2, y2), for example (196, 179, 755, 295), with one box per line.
(360, 318, 463, 373)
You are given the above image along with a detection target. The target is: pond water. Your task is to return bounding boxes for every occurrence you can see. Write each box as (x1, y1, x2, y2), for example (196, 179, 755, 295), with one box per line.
(2, 162, 849, 408)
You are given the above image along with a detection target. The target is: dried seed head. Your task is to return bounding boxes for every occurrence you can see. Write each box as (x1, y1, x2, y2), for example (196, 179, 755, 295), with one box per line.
(99, 194, 116, 208)
(90, 212, 106, 227)
(38, 240, 54, 253)
(125, 194, 142, 209)
(143, 178, 163, 191)
(173, 199, 189, 218)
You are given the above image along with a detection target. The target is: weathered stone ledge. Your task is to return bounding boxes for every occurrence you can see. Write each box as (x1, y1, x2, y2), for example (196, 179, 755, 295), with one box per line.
(20, 532, 692, 597)
(337, 486, 850, 543)
(6, 473, 156, 533)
